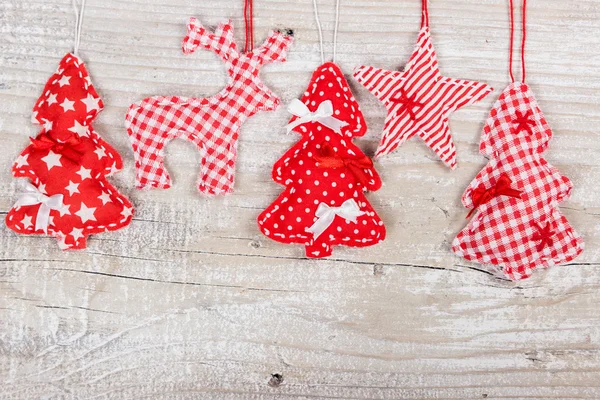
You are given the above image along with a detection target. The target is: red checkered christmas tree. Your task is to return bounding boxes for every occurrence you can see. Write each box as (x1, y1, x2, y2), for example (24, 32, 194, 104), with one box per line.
(258, 62, 386, 258)
(6, 54, 133, 249)
(452, 82, 584, 280)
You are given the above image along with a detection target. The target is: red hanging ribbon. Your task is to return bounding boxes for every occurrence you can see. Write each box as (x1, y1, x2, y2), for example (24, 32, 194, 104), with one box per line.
(30, 133, 84, 163)
(509, 0, 527, 83)
(531, 221, 555, 252)
(314, 144, 374, 187)
(243, 0, 254, 53)
(466, 174, 523, 218)
(421, 0, 429, 28)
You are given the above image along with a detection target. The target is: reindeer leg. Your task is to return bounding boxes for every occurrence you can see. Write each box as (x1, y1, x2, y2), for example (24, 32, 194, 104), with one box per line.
(126, 123, 173, 190)
(196, 140, 236, 196)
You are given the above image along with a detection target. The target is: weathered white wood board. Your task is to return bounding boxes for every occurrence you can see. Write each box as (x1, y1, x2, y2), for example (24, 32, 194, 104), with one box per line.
(1, 0, 600, 398)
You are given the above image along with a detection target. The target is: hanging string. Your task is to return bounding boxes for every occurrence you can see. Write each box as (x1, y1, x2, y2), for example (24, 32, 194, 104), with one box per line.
(421, 0, 429, 28)
(243, 0, 254, 52)
(72, 0, 86, 56)
(332, 0, 341, 62)
(312, 0, 325, 64)
(312, 0, 341, 63)
(508, 0, 527, 83)
(521, 0, 527, 82)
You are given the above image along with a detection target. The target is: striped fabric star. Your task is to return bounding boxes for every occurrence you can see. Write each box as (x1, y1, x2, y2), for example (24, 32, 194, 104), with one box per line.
(353, 2, 492, 169)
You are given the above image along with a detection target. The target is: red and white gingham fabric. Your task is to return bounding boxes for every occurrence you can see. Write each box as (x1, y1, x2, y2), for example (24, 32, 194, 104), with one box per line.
(353, 12, 492, 169)
(125, 17, 293, 196)
(452, 83, 584, 280)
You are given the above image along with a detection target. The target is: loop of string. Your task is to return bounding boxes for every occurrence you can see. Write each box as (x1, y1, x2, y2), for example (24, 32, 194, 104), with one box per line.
(509, 0, 527, 83)
(72, 0, 86, 56)
(332, 0, 340, 63)
(243, 0, 254, 52)
(312, 0, 342, 64)
(421, 0, 429, 28)
(313, 0, 325, 63)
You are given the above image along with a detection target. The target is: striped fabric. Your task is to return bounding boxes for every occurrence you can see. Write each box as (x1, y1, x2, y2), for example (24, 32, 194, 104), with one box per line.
(353, 27, 492, 169)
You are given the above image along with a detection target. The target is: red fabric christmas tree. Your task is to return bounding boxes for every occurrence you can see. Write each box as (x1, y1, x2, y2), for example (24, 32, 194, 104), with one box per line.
(452, 82, 584, 280)
(258, 62, 386, 258)
(5, 53, 133, 249)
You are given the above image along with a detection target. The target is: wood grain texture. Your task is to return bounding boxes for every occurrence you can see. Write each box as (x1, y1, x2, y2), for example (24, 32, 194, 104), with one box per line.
(1, 0, 599, 398)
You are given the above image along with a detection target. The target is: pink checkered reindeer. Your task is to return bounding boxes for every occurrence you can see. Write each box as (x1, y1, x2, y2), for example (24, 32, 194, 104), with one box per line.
(125, 17, 293, 195)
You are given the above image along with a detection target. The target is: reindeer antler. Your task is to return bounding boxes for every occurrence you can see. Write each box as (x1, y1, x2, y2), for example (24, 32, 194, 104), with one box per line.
(182, 17, 239, 62)
(252, 29, 294, 66)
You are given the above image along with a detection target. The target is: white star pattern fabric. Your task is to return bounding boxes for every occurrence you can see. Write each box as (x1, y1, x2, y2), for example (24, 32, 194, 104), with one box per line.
(6, 53, 134, 249)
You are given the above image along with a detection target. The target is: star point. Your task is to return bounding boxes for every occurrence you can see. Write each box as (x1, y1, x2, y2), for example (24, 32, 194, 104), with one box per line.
(21, 215, 33, 229)
(76, 166, 92, 180)
(68, 120, 89, 137)
(70, 227, 84, 241)
(81, 93, 101, 113)
(46, 93, 58, 106)
(121, 206, 133, 219)
(57, 75, 71, 87)
(14, 153, 29, 168)
(57, 203, 71, 217)
(59, 97, 76, 113)
(41, 151, 62, 170)
(43, 120, 53, 132)
(65, 180, 80, 196)
(94, 147, 106, 160)
(98, 192, 112, 205)
(353, 30, 492, 168)
(75, 203, 97, 223)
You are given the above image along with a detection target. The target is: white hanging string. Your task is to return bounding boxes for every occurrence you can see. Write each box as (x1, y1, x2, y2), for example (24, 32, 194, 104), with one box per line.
(312, 0, 342, 63)
(72, 0, 86, 56)
(332, 0, 340, 63)
(312, 0, 325, 64)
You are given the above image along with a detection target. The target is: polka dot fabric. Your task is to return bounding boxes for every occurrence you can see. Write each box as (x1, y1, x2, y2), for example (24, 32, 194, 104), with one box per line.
(6, 53, 133, 249)
(258, 62, 386, 258)
(452, 83, 584, 280)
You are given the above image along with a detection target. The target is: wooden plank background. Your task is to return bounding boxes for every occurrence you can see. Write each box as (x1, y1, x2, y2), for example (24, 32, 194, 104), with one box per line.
(1, 0, 599, 398)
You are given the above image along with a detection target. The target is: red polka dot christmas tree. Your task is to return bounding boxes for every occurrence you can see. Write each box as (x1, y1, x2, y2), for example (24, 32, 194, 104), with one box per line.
(5, 53, 133, 250)
(257, 62, 386, 258)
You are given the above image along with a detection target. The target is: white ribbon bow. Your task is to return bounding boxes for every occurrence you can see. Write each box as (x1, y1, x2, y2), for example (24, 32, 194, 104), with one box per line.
(306, 199, 365, 239)
(286, 99, 349, 134)
(14, 183, 64, 233)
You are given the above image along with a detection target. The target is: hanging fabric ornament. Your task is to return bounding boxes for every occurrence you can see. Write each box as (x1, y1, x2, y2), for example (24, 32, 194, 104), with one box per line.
(257, 0, 386, 258)
(125, 5, 294, 196)
(452, 0, 584, 280)
(353, 0, 493, 169)
(5, 0, 134, 249)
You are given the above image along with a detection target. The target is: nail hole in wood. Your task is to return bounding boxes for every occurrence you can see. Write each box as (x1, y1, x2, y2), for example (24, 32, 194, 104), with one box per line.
(268, 373, 284, 388)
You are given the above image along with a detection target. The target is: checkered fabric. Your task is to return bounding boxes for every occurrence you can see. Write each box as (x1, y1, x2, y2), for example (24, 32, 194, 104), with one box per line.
(125, 17, 293, 196)
(452, 83, 584, 280)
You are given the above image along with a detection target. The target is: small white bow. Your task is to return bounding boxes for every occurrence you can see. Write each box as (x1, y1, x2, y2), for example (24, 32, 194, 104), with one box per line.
(306, 199, 365, 239)
(14, 183, 64, 233)
(286, 99, 348, 134)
